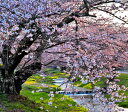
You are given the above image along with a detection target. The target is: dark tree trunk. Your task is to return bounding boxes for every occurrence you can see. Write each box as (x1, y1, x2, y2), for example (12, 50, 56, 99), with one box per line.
(0, 69, 17, 94)
(0, 62, 41, 94)
(1, 78, 16, 94)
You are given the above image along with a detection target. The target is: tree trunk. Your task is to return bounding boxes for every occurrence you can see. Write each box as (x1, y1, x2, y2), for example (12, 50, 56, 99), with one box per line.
(0, 62, 41, 95)
(0, 72, 17, 94)
(0, 72, 31, 94)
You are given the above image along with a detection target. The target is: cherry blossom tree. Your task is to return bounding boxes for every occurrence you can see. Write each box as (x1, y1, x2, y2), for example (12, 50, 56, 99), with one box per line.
(0, 0, 127, 103)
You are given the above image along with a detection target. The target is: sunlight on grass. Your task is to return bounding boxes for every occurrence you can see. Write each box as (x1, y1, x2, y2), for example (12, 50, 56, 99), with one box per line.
(1, 68, 127, 111)
(80, 83, 93, 89)
(20, 73, 88, 112)
(24, 80, 36, 85)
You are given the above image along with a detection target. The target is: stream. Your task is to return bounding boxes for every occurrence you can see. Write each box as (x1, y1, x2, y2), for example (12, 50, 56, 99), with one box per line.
(53, 78, 128, 112)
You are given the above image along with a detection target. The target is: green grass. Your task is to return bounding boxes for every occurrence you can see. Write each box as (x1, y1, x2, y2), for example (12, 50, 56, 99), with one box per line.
(0, 76, 41, 112)
(0, 71, 87, 112)
(0, 93, 41, 112)
(95, 77, 107, 88)
(79, 83, 93, 89)
(72, 77, 93, 89)
(88, 73, 128, 108)
(73, 81, 93, 89)
(116, 73, 128, 108)
(2, 67, 127, 111)
(117, 73, 128, 87)
(72, 73, 128, 108)
(44, 68, 61, 74)
(20, 74, 88, 112)
(46, 68, 128, 108)
(44, 68, 69, 78)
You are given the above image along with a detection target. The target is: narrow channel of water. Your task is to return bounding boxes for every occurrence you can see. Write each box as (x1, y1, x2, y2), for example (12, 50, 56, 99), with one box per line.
(53, 78, 128, 112)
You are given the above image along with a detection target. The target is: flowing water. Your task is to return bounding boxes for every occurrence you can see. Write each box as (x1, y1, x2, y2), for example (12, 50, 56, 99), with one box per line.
(53, 78, 128, 112)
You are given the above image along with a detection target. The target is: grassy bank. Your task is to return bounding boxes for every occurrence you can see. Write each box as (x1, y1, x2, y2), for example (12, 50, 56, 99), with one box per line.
(44, 68, 128, 108)
(94, 73, 128, 108)
(1, 68, 127, 111)
(0, 93, 41, 112)
(20, 73, 88, 112)
(0, 73, 87, 112)
(116, 73, 128, 108)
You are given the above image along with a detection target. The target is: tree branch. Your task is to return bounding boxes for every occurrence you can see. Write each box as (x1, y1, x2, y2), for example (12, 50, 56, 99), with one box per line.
(9, 23, 43, 72)
(94, 7, 128, 24)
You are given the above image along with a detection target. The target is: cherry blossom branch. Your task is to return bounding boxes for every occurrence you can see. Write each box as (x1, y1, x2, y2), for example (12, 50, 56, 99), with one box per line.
(94, 7, 128, 24)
